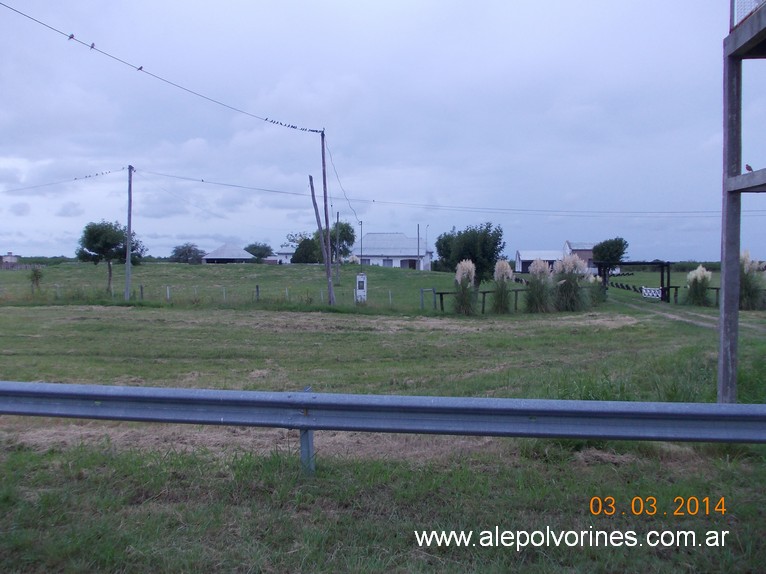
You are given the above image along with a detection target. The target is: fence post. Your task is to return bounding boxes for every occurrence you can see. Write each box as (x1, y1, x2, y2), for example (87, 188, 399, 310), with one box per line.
(166, 286, 171, 302)
(300, 386, 315, 476)
(140, 285, 144, 301)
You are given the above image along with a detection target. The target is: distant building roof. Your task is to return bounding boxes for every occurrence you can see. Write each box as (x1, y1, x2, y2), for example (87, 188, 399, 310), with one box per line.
(515, 250, 562, 261)
(564, 241, 595, 251)
(202, 244, 254, 262)
(353, 233, 429, 257)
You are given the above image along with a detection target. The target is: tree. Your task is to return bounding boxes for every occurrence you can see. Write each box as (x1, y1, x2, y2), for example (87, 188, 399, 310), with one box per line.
(291, 237, 322, 263)
(282, 231, 312, 250)
(434, 222, 505, 285)
(76, 220, 147, 292)
(593, 237, 629, 280)
(245, 242, 274, 263)
(312, 221, 356, 261)
(170, 242, 205, 264)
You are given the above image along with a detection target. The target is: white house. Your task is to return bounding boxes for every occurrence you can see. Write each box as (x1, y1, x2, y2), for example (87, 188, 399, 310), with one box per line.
(352, 233, 433, 270)
(264, 249, 295, 265)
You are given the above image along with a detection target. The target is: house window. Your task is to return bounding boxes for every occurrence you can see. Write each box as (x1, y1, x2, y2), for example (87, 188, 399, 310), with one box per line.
(383, 259, 393, 267)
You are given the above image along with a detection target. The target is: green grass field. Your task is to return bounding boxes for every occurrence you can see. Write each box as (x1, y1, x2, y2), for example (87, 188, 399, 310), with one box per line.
(0, 263, 765, 572)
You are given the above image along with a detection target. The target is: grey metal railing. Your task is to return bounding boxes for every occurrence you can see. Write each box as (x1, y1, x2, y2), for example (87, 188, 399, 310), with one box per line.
(1, 381, 765, 474)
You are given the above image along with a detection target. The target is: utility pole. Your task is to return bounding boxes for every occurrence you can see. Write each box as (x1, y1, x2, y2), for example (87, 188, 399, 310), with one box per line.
(320, 130, 335, 305)
(417, 224, 420, 271)
(309, 174, 335, 306)
(335, 211, 340, 285)
(124, 165, 134, 302)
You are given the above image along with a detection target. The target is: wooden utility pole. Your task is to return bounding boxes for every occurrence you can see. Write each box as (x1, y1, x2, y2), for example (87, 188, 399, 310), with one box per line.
(335, 211, 340, 285)
(124, 165, 134, 302)
(320, 130, 335, 304)
(309, 174, 335, 306)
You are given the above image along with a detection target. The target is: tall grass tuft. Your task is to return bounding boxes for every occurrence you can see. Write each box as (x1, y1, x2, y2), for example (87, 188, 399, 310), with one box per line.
(491, 260, 514, 314)
(453, 259, 476, 315)
(525, 258, 553, 313)
(552, 254, 589, 312)
(740, 251, 766, 310)
(685, 264, 712, 306)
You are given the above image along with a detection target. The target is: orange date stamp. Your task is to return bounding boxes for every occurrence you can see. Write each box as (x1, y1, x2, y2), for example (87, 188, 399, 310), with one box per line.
(589, 496, 726, 517)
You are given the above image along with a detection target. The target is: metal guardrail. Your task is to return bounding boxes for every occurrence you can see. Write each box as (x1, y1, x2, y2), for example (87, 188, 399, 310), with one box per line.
(1, 381, 765, 474)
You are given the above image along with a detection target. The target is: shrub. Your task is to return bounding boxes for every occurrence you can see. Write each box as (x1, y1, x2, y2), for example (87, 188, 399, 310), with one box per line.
(740, 251, 765, 310)
(492, 260, 514, 314)
(453, 259, 476, 315)
(29, 268, 43, 292)
(553, 254, 589, 312)
(525, 259, 553, 313)
(585, 273, 605, 306)
(685, 265, 712, 306)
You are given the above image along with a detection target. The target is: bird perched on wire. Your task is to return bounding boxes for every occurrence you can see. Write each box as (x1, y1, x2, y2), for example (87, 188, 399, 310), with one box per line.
(746, 164, 754, 172)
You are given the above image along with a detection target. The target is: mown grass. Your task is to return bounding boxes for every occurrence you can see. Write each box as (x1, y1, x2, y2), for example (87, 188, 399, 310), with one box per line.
(1, 437, 764, 573)
(0, 262, 459, 314)
(0, 263, 765, 572)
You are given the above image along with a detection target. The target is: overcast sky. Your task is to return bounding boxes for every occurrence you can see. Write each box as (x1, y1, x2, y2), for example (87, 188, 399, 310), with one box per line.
(1, 1, 764, 262)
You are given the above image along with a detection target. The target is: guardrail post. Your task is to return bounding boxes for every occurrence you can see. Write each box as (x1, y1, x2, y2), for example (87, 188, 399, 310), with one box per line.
(300, 386, 316, 475)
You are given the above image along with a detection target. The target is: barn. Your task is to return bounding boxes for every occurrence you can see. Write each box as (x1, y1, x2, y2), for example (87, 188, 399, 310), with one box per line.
(514, 250, 560, 273)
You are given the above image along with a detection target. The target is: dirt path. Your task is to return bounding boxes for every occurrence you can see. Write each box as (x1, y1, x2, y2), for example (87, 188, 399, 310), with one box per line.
(0, 417, 507, 463)
(617, 300, 766, 333)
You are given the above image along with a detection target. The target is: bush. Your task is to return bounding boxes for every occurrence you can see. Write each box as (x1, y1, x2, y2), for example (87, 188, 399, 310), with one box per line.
(525, 259, 553, 313)
(453, 259, 476, 316)
(685, 265, 712, 307)
(29, 268, 43, 292)
(553, 254, 589, 312)
(492, 260, 514, 314)
(740, 251, 765, 310)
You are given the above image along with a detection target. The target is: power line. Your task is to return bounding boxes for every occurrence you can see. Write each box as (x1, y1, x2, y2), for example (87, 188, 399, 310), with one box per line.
(138, 168, 766, 219)
(0, 2, 322, 134)
(0, 168, 124, 194)
(324, 138, 360, 224)
(4, 163, 765, 220)
(132, 171, 227, 220)
(140, 169, 308, 198)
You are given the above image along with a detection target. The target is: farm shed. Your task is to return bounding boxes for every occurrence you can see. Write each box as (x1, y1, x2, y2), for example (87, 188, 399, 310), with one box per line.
(202, 244, 254, 264)
(352, 233, 433, 270)
(564, 241, 597, 273)
(514, 250, 560, 273)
